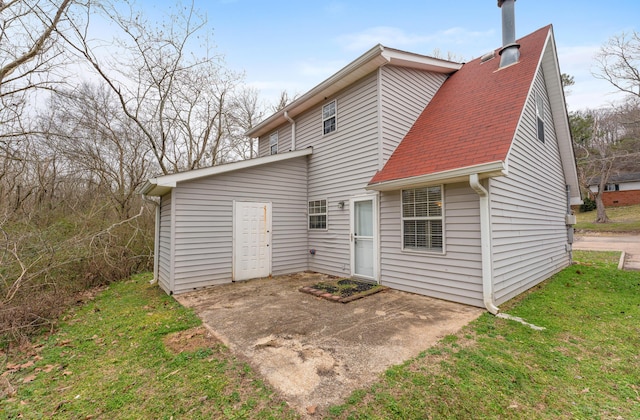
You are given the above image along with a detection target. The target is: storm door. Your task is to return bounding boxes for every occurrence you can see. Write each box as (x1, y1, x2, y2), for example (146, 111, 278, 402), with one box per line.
(351, 196, 378, 280)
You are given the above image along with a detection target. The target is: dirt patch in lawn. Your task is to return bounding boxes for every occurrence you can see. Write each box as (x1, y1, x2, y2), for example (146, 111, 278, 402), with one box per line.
(163, 326, 220, 354)
(300, 278, 388, 303)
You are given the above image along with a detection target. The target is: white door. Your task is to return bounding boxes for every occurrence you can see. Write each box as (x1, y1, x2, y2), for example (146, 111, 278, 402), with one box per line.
(351, 196, 377, 280)
(233, 202, 272, 281)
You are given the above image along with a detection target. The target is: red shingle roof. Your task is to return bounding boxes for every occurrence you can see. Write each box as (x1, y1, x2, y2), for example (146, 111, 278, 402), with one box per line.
(369, 25, 551, 186)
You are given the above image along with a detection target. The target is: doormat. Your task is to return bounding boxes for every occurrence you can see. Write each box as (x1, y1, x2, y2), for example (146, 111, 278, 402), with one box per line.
(299, 278, 388, 303)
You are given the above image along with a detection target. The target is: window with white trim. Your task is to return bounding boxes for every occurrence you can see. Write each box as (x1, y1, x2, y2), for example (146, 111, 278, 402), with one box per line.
(322, 100, 336, 135)
(269, 132, 278, 155)
(402, 186, 443, 251)
(535, 92, 545, 143)
(308, 199, 327, 230)
(604, 183, 620, 191)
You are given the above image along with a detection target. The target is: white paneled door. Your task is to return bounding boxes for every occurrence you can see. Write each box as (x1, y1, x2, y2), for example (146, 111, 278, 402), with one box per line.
(351, 196, 377, 280)
(233, 202, 272, 281)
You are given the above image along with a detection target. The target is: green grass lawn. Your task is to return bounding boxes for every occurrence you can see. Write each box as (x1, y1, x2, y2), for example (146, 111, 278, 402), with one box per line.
(326, 251, 640, 419)
(0, 274, 297, 419)
(576, 204, 640, 232)
(2, 251, 639, 419)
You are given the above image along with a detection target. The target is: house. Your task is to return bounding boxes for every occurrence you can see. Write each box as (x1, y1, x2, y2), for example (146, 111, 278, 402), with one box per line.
(139, 1, 581, 313)
(588, 172, 640, 207)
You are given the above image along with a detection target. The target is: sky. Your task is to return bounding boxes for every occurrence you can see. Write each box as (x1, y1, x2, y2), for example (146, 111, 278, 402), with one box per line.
(138, 0, 640, 112)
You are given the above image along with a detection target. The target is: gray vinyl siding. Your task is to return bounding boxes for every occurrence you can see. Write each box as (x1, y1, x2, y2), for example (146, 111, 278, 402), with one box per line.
(294, 72, 380, 277)
(277, 128, 293, 154)
(379, 183, 484, 307)
(258, 127, 293, 157)
(158, 192, 173, 293)
(379, 66, 448, 164)
(490, 68, 570, 305)
(258, 134, 269, 157)
(170, 156, 308, 294)
(252, 67, 448, 277)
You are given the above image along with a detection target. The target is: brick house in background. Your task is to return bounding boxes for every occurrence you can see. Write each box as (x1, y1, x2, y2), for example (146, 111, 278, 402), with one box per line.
(589, 172, 640, 207)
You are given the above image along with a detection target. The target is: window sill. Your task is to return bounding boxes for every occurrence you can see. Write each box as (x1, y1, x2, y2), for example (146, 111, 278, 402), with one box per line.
(401, 247, 445, 256)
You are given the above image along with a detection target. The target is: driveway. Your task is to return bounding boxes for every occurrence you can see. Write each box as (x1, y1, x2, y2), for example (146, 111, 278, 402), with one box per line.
(573, 233, 640, 270)
(175, 272, 483, 416)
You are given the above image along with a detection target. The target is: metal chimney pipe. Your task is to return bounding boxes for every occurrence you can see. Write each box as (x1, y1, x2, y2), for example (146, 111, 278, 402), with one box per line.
(498, 0, 520, 68)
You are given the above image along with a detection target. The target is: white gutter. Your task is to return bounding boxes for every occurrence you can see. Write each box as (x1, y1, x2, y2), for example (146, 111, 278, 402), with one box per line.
(469, 174, 499, 314)
(367, 161, 506, 192)
(284, 110, 296, 150)
(142, 194, 160, 285)
(140, 147, 313, 197)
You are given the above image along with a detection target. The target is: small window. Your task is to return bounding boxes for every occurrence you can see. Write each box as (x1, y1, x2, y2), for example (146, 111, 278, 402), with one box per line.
(402, 186, 443, 252)
(535, 92, 545, 143)
(269, 132, 278, 155)
(308, 200, 327, 230)
(322, 100, 336, 135)
(604, 183, 619, 191)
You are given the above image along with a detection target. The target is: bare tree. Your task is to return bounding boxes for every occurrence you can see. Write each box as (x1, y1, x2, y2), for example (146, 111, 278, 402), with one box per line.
(41, 83, 154, 217)
(229, 86, 265, 160)
(573, 105, 640, 222)
(575, 109, 617, 222)
(0, 0, 74, 88)
(0, 0, 274, 339)
(64, 0, 249, 174)
(594, 31, 640, 99)
(271, 90, 294, 113)
(430, 48, 465, 63)
(0, 1, 156, 341)
(569, 31, 640, 222)
(616, 97, 640, 155)
(0, 0, 81, 196)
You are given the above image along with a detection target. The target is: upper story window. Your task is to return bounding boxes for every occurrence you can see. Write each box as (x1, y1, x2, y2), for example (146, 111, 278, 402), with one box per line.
(308, 199, 327, 230)
(322, 100, 336, 135)
(402, 186, 443, 252)
(269, 132, 278, 155)
(535, 92, 545, 143)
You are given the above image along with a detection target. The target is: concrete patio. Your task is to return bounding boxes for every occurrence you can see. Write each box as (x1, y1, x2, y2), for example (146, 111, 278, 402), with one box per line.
(175, 272, 483, 417)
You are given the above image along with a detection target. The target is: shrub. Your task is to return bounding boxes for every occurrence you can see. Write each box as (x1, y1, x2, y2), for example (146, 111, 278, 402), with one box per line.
(0, 199, 155, 344)
(580, 196, 597, 212)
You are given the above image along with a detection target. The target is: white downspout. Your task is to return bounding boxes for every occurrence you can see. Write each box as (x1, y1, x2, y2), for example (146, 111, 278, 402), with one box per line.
(142, 194, 160, 285)
(284, 110, 296, 151)
(469, 174, 499, 314)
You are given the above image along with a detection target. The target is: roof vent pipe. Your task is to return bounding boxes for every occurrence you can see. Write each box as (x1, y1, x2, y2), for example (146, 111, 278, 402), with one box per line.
(497, 0, 520, 68)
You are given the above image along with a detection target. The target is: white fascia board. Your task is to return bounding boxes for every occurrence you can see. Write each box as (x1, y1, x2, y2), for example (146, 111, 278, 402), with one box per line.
(140, 147, 313, 197)
(139, 183, 172, 197)
(570, 197, 584, 206)
(246, 45, 461, 139)
(541, 28, 582, 203)
(366, 161, 506, 191)
(501, 27, 580, 204)
(381, 48, 463, 73)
